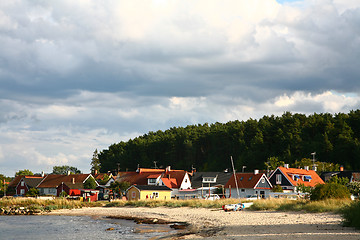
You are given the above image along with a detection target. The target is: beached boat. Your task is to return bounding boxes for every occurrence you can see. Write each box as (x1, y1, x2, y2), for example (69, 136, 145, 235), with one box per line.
(222, 156, 244, 212)
(222, 203, 244, 212)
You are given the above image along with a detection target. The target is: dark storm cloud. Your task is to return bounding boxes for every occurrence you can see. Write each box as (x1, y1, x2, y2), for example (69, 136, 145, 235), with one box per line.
(0, 0, 360, 176)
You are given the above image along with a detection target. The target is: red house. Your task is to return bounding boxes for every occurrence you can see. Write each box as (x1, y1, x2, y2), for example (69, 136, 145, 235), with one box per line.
(8, 175, 44, 196)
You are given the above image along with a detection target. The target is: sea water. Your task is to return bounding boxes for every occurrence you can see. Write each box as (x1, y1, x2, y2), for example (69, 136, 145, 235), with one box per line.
(0, 215, 175, 240)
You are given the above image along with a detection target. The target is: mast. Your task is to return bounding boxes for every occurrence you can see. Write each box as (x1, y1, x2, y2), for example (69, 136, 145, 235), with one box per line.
(231, 156, 240, 200)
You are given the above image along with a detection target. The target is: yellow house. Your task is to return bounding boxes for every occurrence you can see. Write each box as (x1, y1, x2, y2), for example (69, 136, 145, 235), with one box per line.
(126, 185, 172, 200)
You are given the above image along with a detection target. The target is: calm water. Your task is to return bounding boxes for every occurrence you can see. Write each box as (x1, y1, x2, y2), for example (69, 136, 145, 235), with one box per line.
(0, 215, 176, 240)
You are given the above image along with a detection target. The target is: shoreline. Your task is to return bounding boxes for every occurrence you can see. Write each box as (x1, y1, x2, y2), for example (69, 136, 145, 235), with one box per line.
(45, 206, 360, 239)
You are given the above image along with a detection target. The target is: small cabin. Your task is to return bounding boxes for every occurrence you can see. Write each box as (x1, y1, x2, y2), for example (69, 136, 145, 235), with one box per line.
(126, 185, 172, 200)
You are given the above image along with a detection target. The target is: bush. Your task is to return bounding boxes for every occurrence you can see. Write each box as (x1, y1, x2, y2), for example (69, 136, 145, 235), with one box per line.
(310, 183, 350, 201)
(342, 200, 360, 229)
(271, 185, 283, 192)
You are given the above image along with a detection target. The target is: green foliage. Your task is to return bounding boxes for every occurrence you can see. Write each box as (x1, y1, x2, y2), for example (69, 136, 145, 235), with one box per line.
(266, 157, 285, 171)
(347, 182, 360, 196)
(310, 183, 351, 201)
(249, 198, 351, 213)
(296, 183, 312, 193)
(83, 177, 97, 189)
(52, 165, 81, 175)
(110, 181, 131, 195)
(342, 200, 360, 229)
(59, 191, 68, 198)
(15, 169, 33, 176)
(99, 174, 110, 185)
(98, 110, 360, 173)
(271, 185, 284, 192)
(90, 149, 101, 173)
(328, 175, 349, 185)
(25, 188, 39, 197)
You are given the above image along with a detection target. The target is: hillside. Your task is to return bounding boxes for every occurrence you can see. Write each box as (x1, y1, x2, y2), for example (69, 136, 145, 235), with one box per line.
(98, 110, 360, 173)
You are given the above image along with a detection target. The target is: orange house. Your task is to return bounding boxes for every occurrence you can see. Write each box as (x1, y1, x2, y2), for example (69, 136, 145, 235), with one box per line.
(269, 166, 325, 192)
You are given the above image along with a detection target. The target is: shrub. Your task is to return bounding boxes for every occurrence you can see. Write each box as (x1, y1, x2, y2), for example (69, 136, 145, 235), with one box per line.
(347, 182, 360, 196)
(271, 185, 283, 192)
(342, 200, 360, 229)
(310, 183, 350, 201)
(25, 188, 39, 197)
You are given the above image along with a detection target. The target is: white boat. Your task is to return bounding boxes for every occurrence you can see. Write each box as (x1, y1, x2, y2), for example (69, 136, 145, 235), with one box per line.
(222, 203, 244, 212)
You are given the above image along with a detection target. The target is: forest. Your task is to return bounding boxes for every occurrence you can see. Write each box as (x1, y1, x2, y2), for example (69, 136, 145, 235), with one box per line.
(98, 110, 360, 173)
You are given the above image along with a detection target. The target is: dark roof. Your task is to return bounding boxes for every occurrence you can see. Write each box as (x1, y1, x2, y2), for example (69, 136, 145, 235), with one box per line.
(37, 174, 93, 188)
(131, 185, 172, 191)
(23, 177, 43, 188)
(320, 171, 360, 182)
(58, 182, 84, 189)
(190, 172, 233, 188)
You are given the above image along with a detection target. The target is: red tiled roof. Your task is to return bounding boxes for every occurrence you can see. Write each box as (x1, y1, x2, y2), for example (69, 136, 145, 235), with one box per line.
(225, 173, 266, 189)
(277, 166, 324, 187)
(37, 174, 91, 188)
(161, 178, 178, 188)
(147, 174, 161, 179)
(117, 169, 187, 189)
(93, 173, 108, 180)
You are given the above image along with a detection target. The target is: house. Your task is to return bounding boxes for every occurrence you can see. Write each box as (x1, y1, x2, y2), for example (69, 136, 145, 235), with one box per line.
(190, 171, 233, 198)
(268, 165, 324, 192)
(126, 185, 172, 201)
(93, 171, 115, 187)
(37, 174, 98, 198)
(14, 176, 44, 196)
(7, 174, 45, 196)
(320, 166, 360, 183)
(225, 170, 273, 199)
(117, 166, 191, 198)
(93, 171, 116, 200)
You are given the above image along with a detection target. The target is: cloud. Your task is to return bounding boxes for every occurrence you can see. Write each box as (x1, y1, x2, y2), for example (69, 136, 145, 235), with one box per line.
(0, 0, 359, 176)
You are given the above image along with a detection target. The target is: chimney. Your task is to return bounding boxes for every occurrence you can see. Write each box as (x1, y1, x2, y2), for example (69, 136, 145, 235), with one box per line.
(340, 165, 344, 171)
(41, 171, 44, 177)
(72, 177, 75, 184)
(94, 169, 98, 175)
(166, 166, 171, 173)
(67, 171, 71, 176)
(284, 164, 289, 169)
(312, 166, 317, 171)
(304, 166, 309, 171)
(254, 169, 259, 175)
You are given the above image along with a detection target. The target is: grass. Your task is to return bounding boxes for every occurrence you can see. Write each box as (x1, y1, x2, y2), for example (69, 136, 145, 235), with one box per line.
(1, 197, 352, 214)
(249, 198, 352, 213)
(0, 197, 103, 211)
(341, 200, 360, 229)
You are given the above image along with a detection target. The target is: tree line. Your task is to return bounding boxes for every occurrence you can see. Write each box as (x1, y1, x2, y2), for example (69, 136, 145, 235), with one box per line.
(98, 110, 360, 173)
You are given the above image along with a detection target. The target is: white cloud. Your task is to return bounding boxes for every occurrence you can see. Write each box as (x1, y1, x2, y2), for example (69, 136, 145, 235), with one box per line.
(0, 0, 360, 176)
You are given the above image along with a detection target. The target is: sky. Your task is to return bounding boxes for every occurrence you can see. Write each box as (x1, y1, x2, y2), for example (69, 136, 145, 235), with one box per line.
(0, 0, 360, 177)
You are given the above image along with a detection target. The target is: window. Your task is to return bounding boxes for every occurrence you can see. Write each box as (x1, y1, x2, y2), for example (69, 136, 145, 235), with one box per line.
(240, 177, 243, 181)
(21, 181, 24, 187)
(148, 178, 156, 185)
(241, 189, 245, 192)
(303, 176, 312, 182)
(131, 191, 136, 198)
(152, 192, 159, 198)
(293, 175, 299, 181)
(276, 174, 282, 184)
(20, 189, 25, 195)
(261, 178, 265, 183)
(203, 177, 216, 183)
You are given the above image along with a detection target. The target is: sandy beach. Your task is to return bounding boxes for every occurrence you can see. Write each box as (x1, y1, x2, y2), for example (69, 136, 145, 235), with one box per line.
(45, 206, 360, 239)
